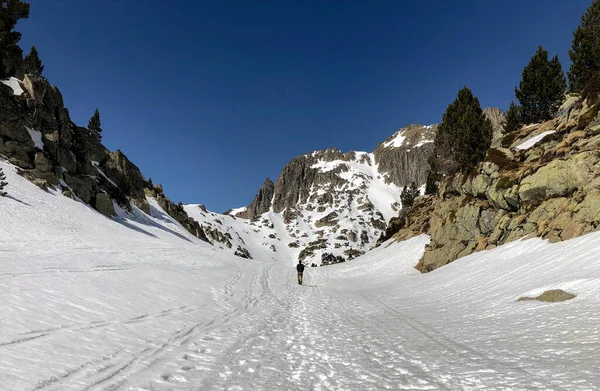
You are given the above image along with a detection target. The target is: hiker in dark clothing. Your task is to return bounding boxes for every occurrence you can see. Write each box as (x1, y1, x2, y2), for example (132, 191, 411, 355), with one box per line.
(296, 261, 305, 285)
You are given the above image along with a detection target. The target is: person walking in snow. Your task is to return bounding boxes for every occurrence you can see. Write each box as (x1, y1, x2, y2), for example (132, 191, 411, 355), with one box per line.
(296, 261, 305, 285)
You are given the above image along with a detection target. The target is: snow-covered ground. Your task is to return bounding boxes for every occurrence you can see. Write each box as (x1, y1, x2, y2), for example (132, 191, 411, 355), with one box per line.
(2, 159, 600, 390)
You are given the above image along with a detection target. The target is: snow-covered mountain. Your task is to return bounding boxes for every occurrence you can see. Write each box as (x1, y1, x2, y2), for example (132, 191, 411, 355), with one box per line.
(1, 68, 439, 266)
(205, 124, 437, 265)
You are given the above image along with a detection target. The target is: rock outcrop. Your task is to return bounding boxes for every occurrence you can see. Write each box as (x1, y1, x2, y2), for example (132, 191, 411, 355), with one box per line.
(95, 192, 116, 218)
(271, 148, 350, 214)
(484, 107, 507, 147)
(234, 246, 252, 259)
(373, 124, 436, 187)
(385, 96, 600, 272)
(234, 178, 274, 218)
(518, 289, 576, 302)
(1, 66, 210, 244)
(145, 187, 210, 243)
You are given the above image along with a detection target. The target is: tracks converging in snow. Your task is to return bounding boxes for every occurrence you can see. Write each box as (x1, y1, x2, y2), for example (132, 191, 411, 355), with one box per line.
(3, 240, 600, 390)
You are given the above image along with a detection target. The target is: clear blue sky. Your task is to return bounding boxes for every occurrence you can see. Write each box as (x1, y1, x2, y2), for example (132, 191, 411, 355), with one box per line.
(18, 0, 590, 212)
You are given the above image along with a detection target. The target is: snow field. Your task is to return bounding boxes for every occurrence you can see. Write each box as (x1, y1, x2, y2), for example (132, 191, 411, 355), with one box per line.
(2, 159, 600, 389)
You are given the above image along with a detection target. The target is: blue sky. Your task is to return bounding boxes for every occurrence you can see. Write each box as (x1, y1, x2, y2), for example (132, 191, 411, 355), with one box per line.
(18, 0, 590, 212)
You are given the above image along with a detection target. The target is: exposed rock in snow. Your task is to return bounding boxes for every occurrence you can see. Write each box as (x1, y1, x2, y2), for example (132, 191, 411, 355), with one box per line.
(518, 289, 576, 302)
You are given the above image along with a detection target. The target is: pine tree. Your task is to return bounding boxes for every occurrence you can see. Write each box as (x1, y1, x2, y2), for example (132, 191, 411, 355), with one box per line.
(582, 71, 600, 102)
(400, 185, 410, 207)
(0, 167, 8, 196)
(0, 0, 30, 39)
(568, 0, 600, 93)
(88, 109, 102, 141)
(424, 169, 438, 195)
(427, 87, 493, 191)
(515, 46, 566, 124)
(23, 45, 43, 76)
(400, 182, 421, 208)
(504, 101, 522, 133)
(0, 0, 31, 78)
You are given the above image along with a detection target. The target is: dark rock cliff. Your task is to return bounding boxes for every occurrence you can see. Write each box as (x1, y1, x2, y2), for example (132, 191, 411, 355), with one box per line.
(235, 178, 274, 218)
(0, 72, 210, 243)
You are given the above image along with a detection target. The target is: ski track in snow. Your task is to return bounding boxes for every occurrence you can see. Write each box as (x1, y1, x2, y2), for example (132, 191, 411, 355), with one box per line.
(4, 250, 600, 391)
(2, 161, 600, 390)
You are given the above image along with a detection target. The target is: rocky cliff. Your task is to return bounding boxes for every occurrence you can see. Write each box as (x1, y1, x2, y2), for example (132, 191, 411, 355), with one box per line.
(233, 178, 274, 219)
(382, 96, 600, 272)
(373, 124, 436, 186)
(484, 107, 507, 147)
(0, 72, 217, 246)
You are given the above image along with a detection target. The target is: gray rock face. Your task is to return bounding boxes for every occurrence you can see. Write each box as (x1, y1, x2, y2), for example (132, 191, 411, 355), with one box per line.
(245, 127, 435, 220)
(0, 81, 35, 167)
(204, 227, 233, 248)
(102, 149, 147, 205)
(22, 74, 48, 106)
(484, 107, 507, 148)
(272, 148, 349, 213)
(95, 192, 116, 217)
(518, 151, 599, 202)
(63, 173, 94, 204)
(315, 211, 338, 227)
(235, 178, 274, 218)
(373, 124, 436, 187)
(146, 189, 210, 243)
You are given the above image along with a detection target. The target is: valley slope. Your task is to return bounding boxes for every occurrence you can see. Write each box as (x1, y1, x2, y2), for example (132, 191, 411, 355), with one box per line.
(2, 160, 600, 390)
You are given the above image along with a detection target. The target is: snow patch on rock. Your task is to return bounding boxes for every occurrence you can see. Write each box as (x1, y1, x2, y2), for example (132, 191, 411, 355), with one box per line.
(25, 126, 44, 150)
(1, 77, 24, 96)
(515, 130, 556, 150)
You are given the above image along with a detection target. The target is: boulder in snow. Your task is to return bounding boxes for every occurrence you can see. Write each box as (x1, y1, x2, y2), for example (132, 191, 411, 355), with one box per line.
(518, 289, 576, 303)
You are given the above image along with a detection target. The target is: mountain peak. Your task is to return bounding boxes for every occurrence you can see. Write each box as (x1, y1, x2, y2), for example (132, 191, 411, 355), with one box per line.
(231, 177, 275, 219)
